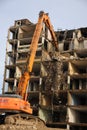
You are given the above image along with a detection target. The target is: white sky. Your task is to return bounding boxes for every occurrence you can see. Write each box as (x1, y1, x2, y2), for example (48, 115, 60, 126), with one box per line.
(0, 0, 87, 93)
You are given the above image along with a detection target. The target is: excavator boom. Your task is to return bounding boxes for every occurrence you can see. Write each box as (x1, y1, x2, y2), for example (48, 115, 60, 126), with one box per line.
(17, 11, 58, 101)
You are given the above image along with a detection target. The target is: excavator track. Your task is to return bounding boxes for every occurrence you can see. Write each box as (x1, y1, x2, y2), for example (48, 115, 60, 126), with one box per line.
(4, 114, 43, 124)
(0, 114, 67, 130)
(0, 114, 45, 129)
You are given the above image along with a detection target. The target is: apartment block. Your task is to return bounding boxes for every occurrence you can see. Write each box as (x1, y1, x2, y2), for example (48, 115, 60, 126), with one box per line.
(2, 17, 87, 130)
(56, 28, 87, 130)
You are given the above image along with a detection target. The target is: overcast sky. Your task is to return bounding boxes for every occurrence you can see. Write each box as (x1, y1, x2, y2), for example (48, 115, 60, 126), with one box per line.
(0, 0, 87, 93)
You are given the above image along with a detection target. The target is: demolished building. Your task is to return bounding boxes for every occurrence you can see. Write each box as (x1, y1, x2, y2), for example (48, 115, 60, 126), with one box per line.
(2, 18, 87, 130)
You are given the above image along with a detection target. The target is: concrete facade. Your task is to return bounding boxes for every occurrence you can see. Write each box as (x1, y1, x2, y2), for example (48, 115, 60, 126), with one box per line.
(2, 18, 87, 130)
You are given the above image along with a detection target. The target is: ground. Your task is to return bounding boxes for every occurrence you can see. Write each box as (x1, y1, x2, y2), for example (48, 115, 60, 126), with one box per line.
(0, 123, 67, 130)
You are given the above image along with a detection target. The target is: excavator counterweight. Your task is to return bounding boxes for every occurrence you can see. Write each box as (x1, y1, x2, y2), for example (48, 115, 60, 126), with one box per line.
(0, 94, 32, 114)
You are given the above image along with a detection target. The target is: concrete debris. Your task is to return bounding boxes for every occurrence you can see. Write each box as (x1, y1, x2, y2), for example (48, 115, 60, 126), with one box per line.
(0, 124, 67, 130)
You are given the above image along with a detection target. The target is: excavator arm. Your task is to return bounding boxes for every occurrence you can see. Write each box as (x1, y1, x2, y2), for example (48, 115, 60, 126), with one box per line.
(17, 11, 58, 100)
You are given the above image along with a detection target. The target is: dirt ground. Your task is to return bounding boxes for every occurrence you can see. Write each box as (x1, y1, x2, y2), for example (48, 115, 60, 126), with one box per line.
(0, 116, 67, 130)
(0, 124, 67, 130)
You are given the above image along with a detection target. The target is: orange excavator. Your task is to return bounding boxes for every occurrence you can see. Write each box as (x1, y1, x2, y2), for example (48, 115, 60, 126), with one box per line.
(0, 11, 58, 124)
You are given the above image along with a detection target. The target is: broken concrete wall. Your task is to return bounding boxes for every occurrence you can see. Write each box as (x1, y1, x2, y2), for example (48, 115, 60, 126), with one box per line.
(2, 17, 87, 130)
